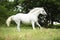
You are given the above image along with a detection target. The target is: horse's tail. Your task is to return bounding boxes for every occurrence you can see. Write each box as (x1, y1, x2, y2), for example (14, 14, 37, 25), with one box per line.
(6, 16, 13, 27)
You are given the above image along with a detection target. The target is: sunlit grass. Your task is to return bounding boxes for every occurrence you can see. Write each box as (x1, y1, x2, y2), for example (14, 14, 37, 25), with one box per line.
(0, 24, 60, 40)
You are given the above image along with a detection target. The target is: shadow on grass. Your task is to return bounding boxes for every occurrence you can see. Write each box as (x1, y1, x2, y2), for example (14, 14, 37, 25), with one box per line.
(46, 24, 60, 29)
(0, 23, 60, 30)
(53, 25, 60, 28)
(0, 24, 32, 30)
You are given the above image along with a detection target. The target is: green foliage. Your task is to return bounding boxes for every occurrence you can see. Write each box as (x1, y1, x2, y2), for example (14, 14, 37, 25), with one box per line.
(0, 5, 17, 25)
(0, 5, 8, 25)
(7, 9, 17, 16)
(0, 1, 17, 25)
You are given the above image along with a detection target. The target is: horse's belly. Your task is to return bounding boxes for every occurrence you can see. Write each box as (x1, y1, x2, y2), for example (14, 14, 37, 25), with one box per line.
(22, 20, 31, 24)
(21, 19, 31, 24)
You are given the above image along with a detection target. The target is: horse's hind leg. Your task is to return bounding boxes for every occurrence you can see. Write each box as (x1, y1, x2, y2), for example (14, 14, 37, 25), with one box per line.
(14, 20, 20, 32)
(36, 22, 41, 28)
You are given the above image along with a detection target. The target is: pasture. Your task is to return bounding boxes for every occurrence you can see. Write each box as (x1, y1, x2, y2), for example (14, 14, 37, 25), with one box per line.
(0, 24, 60, 40)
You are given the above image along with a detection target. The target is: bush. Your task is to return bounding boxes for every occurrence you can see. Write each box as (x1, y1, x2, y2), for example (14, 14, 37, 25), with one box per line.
(0, 5, 8, 25)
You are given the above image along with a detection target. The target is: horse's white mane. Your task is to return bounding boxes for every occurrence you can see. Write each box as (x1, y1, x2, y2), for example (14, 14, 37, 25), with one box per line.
(28, 7, 44, 14)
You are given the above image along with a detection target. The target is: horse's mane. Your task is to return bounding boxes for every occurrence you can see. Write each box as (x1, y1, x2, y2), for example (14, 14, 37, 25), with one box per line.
(28, 7, 44, 14)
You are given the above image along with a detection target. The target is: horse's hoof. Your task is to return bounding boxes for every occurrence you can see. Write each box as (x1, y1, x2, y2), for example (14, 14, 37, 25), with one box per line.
(18, 30, 20, 32)
(33, 28, 36, 30)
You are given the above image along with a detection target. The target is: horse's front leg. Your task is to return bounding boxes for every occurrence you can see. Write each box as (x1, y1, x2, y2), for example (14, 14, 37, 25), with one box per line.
(31, 21, 35, 30)
(36, 22, 42, 28)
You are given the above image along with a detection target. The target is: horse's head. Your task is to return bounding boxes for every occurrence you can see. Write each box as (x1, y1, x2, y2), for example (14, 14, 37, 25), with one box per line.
(39, 7, 47, 16)
(28, 7, 47, 17)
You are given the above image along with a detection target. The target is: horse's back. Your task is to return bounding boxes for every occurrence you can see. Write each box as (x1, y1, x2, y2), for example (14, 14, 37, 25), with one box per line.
(12, 13, 38, 24)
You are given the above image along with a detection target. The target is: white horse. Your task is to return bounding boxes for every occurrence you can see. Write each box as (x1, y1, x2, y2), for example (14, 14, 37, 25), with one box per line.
(6, 7, 47, 32)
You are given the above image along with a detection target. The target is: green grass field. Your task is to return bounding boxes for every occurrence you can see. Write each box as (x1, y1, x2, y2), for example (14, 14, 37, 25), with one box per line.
(0, 24, 60, 40)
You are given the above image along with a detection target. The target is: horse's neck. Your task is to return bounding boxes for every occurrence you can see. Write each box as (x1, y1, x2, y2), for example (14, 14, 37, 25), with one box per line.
(28, 8, 41, 16)
(33, 13, 40, 17)
(28, 8, 41, 14)
(28, 9, 38, 13)
(28, 10, 40, 17)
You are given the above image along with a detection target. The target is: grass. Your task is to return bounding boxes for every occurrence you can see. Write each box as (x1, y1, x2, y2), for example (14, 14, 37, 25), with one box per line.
(0, 24, 60, 40)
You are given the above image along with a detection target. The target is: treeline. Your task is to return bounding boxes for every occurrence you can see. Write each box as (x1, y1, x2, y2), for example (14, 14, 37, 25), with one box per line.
(0, 0, 60, 25)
